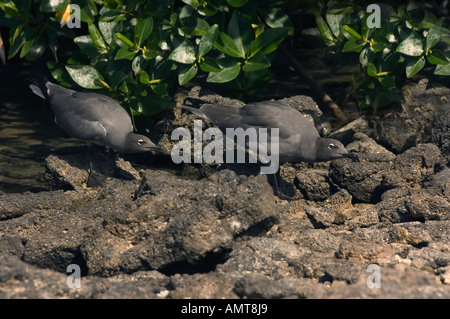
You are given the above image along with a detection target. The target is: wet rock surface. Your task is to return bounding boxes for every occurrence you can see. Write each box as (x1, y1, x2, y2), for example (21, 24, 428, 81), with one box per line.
(1, 81, 450, 299)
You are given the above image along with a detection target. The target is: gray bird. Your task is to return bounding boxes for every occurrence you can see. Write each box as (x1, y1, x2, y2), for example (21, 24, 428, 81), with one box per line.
(182, 101, 358, 199)
(30, 75, 166, 185)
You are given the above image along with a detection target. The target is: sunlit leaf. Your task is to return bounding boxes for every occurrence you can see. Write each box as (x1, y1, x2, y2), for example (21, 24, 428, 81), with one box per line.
(168, 38, 196, 64)
(396, 30, 423, 57)
(66, 65, 106, 89)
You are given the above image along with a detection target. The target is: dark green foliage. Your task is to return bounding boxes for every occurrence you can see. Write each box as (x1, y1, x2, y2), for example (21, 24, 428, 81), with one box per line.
(0, 0, 292, 117)
(306, 0, 450, 108)
(1, 0, 449, 115)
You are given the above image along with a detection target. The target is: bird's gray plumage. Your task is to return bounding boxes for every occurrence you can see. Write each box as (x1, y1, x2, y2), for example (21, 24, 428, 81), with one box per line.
(30, 77, 164, 154)
(182, 101, 359, 164)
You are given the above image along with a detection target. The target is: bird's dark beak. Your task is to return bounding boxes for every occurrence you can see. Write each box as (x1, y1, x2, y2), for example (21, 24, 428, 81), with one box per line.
(345, 152, 359, 162)
(150, 145, 169, 155)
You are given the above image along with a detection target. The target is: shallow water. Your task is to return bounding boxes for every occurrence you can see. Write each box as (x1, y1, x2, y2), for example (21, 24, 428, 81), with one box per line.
(0, 63, 85, 194)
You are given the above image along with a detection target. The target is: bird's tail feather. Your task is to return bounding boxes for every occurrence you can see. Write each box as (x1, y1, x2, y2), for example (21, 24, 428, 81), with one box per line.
(28, 71, 50, 101)
(181, 105, 205, 117)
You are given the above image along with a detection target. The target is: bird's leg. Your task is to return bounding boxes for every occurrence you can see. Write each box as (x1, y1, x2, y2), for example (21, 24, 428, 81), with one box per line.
(269, 170, 296, 201)
(133, 172, 148, 200)
(86, 144, 105, 187)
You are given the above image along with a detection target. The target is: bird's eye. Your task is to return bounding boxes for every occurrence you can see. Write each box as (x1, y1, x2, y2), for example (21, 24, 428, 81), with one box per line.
(328, 143, 335, 149)
(137, 139, 145, 145)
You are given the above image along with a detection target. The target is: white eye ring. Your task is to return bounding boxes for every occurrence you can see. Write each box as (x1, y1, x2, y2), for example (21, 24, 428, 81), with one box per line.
(328, 143, 335, 149)
(137, 139, 145, 145)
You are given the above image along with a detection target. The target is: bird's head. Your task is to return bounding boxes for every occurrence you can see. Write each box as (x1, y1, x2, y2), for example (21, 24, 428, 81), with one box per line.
(316, 138, 359, 162)
(125, 133, 168, 154)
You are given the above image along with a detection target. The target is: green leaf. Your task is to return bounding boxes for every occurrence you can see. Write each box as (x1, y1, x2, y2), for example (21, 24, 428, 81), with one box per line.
(8, 26, 27, 59)
(178, 64, 198, 86)
(24, 30, 45, 61)
(427, 49, 449, 65)
(227, 11, 253, 58)
(168, 38, 196, 64)
(99, 21, 119, 45)
(326, 3, 354, 15)
(242, 51, 270, 72)
(47, 61, 73, 87)
(420, 11, 438, 29)
(74, 35, 100, 57)
(191, 18, 211, 36)
(78, 0, 97, 23)
(1, 1, 25, 17)
(196, 2, 219, 17)
(434, 63, 450, 75)
(258, 7, 293, 34)
(227, 0, 248, 7)
(20, 28, 40, 58)
(135, 17, 153, 47)
(115, 32, 134, 47)
(215, 32, 242, 58)
(249, 27, 289, 57)
(316, 15, 336, 44)
(326, 13, 346, 39)
(115, 46, 138, 60)
(342, 40, 365, 52)
(137, 94, 176, 116)
(426, 24, 442, 50)
(366, 62, 377, 77)
(8, 26, 28, 59)
(396, 30, 423, 57)
(143, 42, 162, 60)
(151, 82, 168, 96)
(66, 65, 105, 89)
(199, 56, 221, 72)
(207, 62, 241, 83)
(370, 35, 390, 52)
(198, 24, 218, 58)
(343, 25, 361, 40)
(378, 75, 396, 89)
(88, 22, 108, 50)
(139, 70, 150, 84)
(99, 11, 126, 22)
(104, 0, 121, 10)
(406, 57, 425, 78)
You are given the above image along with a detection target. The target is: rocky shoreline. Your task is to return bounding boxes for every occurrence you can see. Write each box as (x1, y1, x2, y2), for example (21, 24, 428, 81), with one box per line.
(1, 79, 449, 298)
